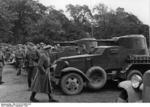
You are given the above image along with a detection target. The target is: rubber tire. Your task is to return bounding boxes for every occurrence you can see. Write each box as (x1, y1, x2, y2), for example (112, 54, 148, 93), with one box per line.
(86, 66, 107, 90)
(127, 69, 142, 80)
(61, 73, 84, 95)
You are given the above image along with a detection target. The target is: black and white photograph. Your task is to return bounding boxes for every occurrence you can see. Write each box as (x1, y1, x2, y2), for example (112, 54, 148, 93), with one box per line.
(0, 0, 150, 104)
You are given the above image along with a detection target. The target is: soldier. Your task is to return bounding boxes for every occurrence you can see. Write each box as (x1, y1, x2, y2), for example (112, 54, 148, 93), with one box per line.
(10, 51, 16, 64)
(4, 47, 10, 62)
(0, 47, 4, 84)
(30, 45, 58, 102)
(39, 42, 45, 49)
(26, 42, 40, 89)
(15, 46, 25, 76)
(36, 44, 40, 50)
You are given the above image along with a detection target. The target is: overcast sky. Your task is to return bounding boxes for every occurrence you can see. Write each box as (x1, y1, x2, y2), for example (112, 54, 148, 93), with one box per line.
(38, 0, 150, 25)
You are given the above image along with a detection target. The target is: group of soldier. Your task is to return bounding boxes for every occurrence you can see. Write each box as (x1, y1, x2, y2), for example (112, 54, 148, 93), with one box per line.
(0, 42, 59, 102)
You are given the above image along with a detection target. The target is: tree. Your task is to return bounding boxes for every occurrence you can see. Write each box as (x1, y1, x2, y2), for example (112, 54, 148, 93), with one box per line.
(0, 1, 149, 45)
(92, 4, 149, 41)
(0, 0, 17, 43)
(93, 3, 113, 38)
(1, 0, 47, 43)
(66, 4, 94, 39)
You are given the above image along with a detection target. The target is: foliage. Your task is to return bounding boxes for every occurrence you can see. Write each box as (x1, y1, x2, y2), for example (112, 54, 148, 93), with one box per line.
(0, 0, 149, 46)
(0, 0, 17, 43)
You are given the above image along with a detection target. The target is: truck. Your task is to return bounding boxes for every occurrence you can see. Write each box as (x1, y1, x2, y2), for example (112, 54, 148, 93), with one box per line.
(50, 34, 150, 95)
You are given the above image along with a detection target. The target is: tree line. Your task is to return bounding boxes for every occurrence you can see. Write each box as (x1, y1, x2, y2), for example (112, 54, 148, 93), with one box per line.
(0, 0, 149, 45)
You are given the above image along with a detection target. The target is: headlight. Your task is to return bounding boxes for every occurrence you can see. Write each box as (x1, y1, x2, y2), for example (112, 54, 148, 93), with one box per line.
(131, 75, 142, 89)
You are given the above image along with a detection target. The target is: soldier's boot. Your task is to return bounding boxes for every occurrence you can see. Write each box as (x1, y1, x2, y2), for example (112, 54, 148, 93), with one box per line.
(30, 92, 39, 102)
(48, 94, 59, 102)
(49, 98, 59, 102)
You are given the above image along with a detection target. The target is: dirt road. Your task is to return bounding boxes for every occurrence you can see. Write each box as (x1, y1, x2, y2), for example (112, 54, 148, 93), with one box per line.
(0, 65, 120, 102)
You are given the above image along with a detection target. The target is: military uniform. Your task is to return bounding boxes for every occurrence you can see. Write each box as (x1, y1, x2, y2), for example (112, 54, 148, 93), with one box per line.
(31, 52, 52, 93)
(4, 48, 10, 62)
(0, 50, 4, 83)
(15, 49, 25, 75)
(26, 48, 40, 88)
(30, 45, 58, 102)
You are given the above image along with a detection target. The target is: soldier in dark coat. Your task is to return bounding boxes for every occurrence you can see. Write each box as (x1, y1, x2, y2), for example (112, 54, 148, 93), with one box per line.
(26, 42, 40, 89)
(0, 48, 4, 84)
(30, 45, 58, 102)
(15, 47, 25, 76)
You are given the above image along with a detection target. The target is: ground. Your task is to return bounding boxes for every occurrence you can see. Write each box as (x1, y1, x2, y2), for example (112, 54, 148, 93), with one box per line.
(0, 65, 120, 102)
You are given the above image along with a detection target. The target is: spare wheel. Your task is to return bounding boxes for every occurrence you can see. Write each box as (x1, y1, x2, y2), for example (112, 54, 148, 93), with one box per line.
(86, 66, 107, 90)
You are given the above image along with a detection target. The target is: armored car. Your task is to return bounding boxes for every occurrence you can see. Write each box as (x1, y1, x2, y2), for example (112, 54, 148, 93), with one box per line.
(51, 35, 150, 95)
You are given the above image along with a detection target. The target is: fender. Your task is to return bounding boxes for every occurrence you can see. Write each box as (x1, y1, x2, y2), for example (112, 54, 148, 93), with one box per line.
(61, 67, 90, 82)
(118, 81, 142, 102)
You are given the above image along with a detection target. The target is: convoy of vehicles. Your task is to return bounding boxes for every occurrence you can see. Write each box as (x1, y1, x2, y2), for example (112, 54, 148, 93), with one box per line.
(50, 34, 150, 95)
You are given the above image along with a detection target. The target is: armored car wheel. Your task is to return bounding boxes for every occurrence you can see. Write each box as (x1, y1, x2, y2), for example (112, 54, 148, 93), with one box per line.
(61, 73, 84, 95)
(127, 70, 142, 80)
(86, 66, 107, 90)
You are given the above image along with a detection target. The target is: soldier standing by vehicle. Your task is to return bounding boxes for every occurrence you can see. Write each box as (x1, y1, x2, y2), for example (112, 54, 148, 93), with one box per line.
(0, 47, 4, 84)
(30, 45, 58, 102)
(26, 42, 40, 89)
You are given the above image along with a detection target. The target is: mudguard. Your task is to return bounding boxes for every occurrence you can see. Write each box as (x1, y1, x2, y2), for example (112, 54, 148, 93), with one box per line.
(118, 81, 142, 102)
(61, 67, 90, 82)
